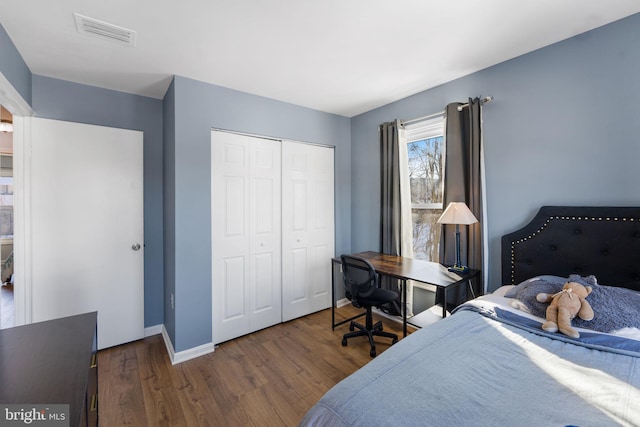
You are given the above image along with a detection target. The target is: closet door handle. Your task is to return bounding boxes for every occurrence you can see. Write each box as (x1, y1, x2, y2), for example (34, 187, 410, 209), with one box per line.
(132, 243, 141, 251)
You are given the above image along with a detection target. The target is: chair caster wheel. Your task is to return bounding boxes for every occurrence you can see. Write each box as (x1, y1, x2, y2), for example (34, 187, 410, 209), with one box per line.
(342, 338, 347, 346)
(370, 347, 376, 357)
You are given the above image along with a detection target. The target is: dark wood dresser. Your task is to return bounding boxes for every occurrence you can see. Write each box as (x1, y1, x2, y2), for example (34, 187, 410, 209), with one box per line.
(0, 312, 98, 426)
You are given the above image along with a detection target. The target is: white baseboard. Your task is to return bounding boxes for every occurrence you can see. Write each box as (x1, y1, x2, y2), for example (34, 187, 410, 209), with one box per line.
(336, 298, 351, 308)
(144, 324, 163, 337)
(160, 325, 216, 365)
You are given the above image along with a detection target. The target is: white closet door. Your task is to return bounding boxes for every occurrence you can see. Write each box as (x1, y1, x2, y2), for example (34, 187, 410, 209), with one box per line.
(211, 131, 281, 344)
(30, 118, 144, 349)
(282, 141, 334, 322)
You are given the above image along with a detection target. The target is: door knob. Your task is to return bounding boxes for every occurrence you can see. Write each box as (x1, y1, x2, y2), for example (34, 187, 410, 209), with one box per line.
(132, 243, 141, 251)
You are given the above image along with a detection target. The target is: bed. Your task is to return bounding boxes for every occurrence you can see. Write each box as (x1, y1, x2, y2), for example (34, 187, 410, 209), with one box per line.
(300, 206, 640, 427)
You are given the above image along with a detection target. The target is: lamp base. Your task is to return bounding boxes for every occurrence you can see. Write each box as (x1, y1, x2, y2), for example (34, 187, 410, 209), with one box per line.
(448, 265, 469, 274)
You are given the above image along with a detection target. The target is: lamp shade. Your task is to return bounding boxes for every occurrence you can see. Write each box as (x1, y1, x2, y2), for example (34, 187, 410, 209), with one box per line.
(437, 202, 478, 225)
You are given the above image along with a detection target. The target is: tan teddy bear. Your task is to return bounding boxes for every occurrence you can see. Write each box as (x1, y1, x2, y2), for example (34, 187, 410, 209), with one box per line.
(535, 281, 594, 338)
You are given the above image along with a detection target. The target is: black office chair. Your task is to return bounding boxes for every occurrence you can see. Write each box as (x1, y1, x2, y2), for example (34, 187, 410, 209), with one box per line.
(340, 254, 399, 357)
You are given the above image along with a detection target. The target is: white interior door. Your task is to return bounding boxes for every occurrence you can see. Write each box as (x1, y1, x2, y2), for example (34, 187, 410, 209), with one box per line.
(30, 118, 144, 349)
(282, 141, 334, 322)
(211, 131, 282, 344)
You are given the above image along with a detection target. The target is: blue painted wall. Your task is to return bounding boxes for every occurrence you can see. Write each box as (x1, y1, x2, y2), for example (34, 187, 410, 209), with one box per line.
(162, 78, 176, 343)
(0, 24, 31, 105)
(31, 75, 165, 328)
(351, 13, 640, 290)
(166, 76, 351, 351)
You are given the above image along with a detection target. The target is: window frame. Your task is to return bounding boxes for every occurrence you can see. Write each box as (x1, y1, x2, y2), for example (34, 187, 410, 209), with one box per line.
(399, 116, 445, 261)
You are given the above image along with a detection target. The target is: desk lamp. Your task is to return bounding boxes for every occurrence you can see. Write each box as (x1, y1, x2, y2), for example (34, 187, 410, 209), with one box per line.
(437, 202, 478, 273)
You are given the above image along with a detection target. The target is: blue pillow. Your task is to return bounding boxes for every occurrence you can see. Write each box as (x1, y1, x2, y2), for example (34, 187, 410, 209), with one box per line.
(504, 275, 566, 298)
(508, 274, 640, 333)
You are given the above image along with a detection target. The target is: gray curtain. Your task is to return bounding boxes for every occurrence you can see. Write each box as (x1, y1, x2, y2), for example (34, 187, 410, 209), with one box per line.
(379, 120, 403, 315)
(439, 98, 484, 308)
(380, 120, 402, 256)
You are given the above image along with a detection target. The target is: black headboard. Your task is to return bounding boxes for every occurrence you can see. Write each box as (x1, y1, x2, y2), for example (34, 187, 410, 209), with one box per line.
(502, 206, 640, 292)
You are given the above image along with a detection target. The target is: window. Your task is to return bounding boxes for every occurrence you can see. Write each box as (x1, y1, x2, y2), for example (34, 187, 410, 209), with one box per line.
(401, 117, 445, 261)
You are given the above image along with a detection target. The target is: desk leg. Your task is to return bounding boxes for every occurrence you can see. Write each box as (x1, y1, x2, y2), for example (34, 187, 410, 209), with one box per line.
(442, 287, 447, 318)
(331, 260, 336, 330)
(402, 279, 407, 337)
(468, 278, 477, 300)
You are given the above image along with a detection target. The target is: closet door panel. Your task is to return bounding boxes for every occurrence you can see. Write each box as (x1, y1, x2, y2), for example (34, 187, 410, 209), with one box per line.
(311, 244, 332, 296)
(253, 252, 275, 311)
(282, 141, 334, 322)
(289, 248, 308, 302)
(248, 137, 282, 330)
(292, 180, 307, 230)
(212, 133, 252, 342)
(212, 131, 281, 344)
(223, 256, 247, 320)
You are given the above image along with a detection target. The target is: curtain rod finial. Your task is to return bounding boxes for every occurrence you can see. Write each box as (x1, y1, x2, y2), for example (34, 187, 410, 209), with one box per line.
(457, 95, 494, 111)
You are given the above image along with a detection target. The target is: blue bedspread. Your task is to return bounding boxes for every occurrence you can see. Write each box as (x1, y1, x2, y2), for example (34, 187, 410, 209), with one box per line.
(300, 302, 640, 426)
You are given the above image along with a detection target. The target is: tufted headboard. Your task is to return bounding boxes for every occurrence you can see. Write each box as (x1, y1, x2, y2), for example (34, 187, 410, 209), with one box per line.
(501, 206, 640, 292)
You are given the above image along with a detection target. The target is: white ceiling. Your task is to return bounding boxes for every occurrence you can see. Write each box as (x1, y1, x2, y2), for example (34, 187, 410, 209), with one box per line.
(1, 1, 639, 117)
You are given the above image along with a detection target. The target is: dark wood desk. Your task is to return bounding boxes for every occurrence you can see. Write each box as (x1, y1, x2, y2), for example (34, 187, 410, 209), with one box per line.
(332, 251, 480, 337)
(0, 312, 98, 427)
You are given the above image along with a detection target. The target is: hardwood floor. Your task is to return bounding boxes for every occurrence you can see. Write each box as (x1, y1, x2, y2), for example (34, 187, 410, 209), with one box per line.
(98, 305, 413, 426)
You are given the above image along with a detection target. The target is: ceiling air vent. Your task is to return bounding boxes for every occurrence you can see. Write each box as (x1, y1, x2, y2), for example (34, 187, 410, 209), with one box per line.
(74, 13, 136, 46)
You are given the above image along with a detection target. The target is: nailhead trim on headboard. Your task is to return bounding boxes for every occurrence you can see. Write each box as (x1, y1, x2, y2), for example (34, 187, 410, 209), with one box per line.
(508, 215, 637, 284)
(502, 207, 640, 292)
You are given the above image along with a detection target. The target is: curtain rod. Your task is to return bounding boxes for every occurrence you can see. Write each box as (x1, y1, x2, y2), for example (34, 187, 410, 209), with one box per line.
(396, 95, 494, 128)
(457, 95, 493, 112)
(399, 95, 494, 126)
(399, 110, 444, 127)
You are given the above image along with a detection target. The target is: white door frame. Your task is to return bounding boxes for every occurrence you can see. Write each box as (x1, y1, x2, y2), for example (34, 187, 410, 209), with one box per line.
(0, 72, 33, 326)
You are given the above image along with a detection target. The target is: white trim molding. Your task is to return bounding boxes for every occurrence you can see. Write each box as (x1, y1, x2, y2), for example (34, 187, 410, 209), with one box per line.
(144, 324, 163, 337)
(3, 70, 35, 327)
(0, 72, 32, 117)
(12, 116, 32, 326)
(336, 297, 351, 308)
(160, 325, 215, 365)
